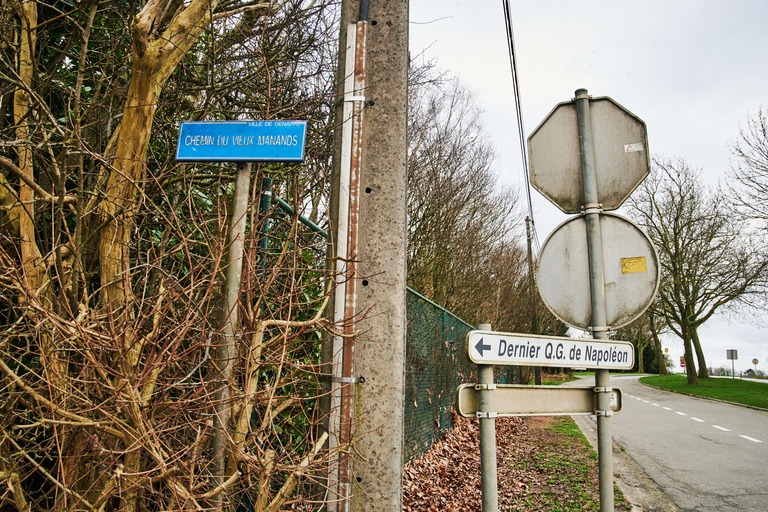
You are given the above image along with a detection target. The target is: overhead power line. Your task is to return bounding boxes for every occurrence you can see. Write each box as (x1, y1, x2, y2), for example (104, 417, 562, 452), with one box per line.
(502, 0, 539, 251)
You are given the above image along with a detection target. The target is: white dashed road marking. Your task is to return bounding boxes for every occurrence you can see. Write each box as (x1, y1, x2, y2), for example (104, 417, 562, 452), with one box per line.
(630, 395, 763, 444)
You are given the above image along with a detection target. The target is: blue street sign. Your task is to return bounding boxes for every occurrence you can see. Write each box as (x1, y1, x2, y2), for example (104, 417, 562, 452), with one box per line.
(176, 120, 307, 162)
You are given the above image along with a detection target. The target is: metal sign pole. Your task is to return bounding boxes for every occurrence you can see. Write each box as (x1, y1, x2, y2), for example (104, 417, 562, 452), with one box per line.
(476, 324, 498, 512)
(575, 88, 613, 512)
(528, 88, 652, 512)
(478, 364, 498, 512)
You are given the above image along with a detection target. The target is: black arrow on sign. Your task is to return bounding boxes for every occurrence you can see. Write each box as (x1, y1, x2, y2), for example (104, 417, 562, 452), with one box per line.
(474, 337, 491, 357)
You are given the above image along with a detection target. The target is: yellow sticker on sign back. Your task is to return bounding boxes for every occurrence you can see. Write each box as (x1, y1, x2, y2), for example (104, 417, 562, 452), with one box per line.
(621, 256, 647, 274)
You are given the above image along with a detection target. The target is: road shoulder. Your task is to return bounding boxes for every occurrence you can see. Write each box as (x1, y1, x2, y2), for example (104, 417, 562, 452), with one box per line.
(572, 413, 680, 512)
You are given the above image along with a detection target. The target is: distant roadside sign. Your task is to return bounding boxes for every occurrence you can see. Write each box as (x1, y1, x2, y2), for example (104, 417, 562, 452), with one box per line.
(467, 330, 634, 370)
(456, 384, 623, 418)
(176, 120, 307, 162)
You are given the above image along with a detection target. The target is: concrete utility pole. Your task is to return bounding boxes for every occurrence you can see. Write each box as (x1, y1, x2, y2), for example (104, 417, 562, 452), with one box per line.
(323, 0, 409, 510)
(526, 217, 541, 385)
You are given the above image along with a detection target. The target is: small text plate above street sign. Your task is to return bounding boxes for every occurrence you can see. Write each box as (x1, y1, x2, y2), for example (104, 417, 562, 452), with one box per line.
(467, 330, 634, 370)
(455, 384, 623, 418)
(176, 120, 307, 162)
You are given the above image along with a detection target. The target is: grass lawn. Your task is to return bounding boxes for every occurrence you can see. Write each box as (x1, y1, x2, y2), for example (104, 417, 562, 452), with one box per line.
(640, 374, 768, 409)
(571, 371, 643, 377)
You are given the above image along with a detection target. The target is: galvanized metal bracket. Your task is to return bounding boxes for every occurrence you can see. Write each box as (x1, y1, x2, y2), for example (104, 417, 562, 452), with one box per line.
(476, 411, 498, 419)
(344, 95, 366, 102)
(475, 383, 497, 391)
(595, 386, 614, 417)
(582, 203, 603, 215)
(589, 326, 610, 333)
(319, 375, 359, 384)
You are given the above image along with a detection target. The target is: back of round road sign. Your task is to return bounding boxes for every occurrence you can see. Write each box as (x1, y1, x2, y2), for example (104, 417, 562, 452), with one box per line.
(537, 213, 660, 330)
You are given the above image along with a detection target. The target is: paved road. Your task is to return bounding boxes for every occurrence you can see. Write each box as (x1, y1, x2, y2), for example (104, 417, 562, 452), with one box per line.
(569, 374, 768, 511)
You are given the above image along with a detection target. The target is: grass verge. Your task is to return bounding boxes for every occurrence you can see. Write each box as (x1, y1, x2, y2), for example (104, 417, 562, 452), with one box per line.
(504, 416, 630, 511)
(640, 374, 768, 409)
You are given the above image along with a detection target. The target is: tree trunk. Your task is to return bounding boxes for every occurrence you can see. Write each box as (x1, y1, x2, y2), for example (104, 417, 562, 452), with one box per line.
(636, 336, 646, 373)
(97, 49, 165, 512)
(651, 330, 666, 375)
(98, 0, 219, 318)
(649, 312, 667, 375)
(15, 0, 42, 298)
(92, 2, 221, 511)
(682, 325, 699, 385)
(691, 326, 710, 379)
(14, 0, 62, 381)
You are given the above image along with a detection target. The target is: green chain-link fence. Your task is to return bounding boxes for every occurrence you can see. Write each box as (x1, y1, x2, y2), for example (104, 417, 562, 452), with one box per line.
(403, 289, 476, 462)
(403, 289, 520, 462)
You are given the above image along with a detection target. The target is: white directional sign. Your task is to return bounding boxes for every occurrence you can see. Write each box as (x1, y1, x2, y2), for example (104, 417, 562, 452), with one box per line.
(455, 384, 623, 418)
(467, 330, 634, 370)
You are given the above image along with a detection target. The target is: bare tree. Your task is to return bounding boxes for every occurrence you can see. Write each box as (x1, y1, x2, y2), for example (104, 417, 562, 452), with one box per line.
(648, 306, 670, 375)
(627, 157, 768, 385)
(405, 63, 521, 319)
(729, 107, 768, 229)
(404, 63, 567, 339)
(610, 309, 667, 374)
(0, 1, 342, 511)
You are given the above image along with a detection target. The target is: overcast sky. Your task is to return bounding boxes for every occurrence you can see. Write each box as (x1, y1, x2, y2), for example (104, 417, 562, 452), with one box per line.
(409, 1, 768, 373)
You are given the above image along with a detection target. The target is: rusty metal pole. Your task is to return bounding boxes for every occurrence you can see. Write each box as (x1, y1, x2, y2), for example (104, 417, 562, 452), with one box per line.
(325, 13, 367, 511)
